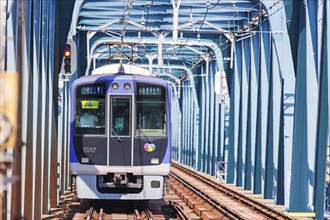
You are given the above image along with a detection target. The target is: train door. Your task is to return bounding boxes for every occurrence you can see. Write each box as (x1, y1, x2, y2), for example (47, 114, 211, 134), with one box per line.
(108, 96, 132, 166)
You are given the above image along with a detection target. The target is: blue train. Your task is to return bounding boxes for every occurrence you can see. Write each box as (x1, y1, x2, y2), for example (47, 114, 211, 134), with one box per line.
(69, 64, 171, 200)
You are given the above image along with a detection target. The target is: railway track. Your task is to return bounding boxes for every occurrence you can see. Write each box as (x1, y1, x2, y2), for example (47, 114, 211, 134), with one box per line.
(170, 161, 294, 220)
(75, 207, 154, 219)
(50, 162, 294, 219)
(72, 204, 188, 220)
(62, 184, 195, 219)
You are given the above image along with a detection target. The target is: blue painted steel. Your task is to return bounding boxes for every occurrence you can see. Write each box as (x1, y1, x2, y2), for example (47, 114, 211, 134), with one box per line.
(209, 62, 216, 176)
(5, 0, 328, 216)
(219, 106, 227, 170)
(259, 20, 271, 197)
(198, 67, 206, 171)
(180, 77, 200, 168)
(235, 41, 243, 186)
(240, 39, 249, 187)
(314, 1, 329, 218)
(227, 43, 241, 184)
(187, 86, 192, 166)
(270, 40, 282, 203)
(182, 84, 188, 164)
(203, 61, 210, 173)
(290, 0, 318, 212)
(245, 31, 260, 191)
(264, 40, 274, 199)
(255, 22, 271, 194)
(213, 79, 221, 175)
(265, 0, 296, 208)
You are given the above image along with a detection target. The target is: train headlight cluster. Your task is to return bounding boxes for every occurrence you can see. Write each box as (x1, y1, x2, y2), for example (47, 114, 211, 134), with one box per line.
(111, 82, 131, 90)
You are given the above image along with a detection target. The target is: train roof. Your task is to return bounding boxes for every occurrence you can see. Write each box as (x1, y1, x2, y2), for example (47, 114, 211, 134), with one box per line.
(91, 64, 150, 76)
(73, 64, 169, 88)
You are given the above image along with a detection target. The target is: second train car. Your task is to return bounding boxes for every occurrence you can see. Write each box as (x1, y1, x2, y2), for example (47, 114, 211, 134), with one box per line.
(69, 64, 171, 200)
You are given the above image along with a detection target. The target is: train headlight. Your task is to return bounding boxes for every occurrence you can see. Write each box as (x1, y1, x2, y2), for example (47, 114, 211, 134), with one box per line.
(112, 83, 119, 90)
(124, 83, 131, 90)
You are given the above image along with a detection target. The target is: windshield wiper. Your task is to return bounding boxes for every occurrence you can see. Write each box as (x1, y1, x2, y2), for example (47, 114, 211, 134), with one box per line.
(138, 125, 152, 143)
(112, 129, 122, 143)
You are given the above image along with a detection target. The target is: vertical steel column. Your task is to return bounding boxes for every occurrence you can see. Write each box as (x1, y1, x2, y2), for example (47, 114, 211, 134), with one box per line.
(204, 59, 210, 174)
(218, 103, 226, 169)
(245, 31, 260, 191)
(227, 43, 241, 184)
(171, 0, 181, 41)
(193, 98, 199, 169)
(33, 1, 43, 218)
(9, 0, 23, 219)
(290, 0, 318, 211)
(182, 83, 187, 164)
(235, 40, 244, 186)
(191, 87, 195, 167)
(184, 85, 191, 166)
(23, 0, 35, 217)
(213, 76, 221, 175)
(61, 83, 69, 196)
(179, 82, 184, 163)
(187, 82, 191, 165)
(209, 62, 216, 176)
(257, 21, 271, 196)
(269, 40, 282, 202)
(188, 86, 193, 166)
(314, 1, 329, 218)
(172, 93, 182, 160)
(239, 39, 250, 187)
(42, 0, 58, 213)
(178, 86, 183, 163)
(198, 67, 206, 171)
(41, 0, 50, 213)
(264, 41, 274, 199)
(306, 0, 319, 209)
(264, 0, 296, 207)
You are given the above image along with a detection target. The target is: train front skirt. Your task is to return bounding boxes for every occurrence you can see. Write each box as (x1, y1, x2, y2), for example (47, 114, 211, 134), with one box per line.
(76, 175, 164, 200)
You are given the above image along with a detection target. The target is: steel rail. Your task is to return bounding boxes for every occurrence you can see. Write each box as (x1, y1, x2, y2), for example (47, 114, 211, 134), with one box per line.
(171, 162, 294, 220)
(170, 171, 242, 219)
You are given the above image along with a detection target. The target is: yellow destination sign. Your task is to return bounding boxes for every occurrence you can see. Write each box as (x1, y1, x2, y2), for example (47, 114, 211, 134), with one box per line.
(81, 100, 99, 109)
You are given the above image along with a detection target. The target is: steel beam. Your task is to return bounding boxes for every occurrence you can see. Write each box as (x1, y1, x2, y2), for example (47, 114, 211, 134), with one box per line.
(314, 1, 329, 218)
(239, 39, 249, 187)
(290, 0, 318, 212)
(227, 42, 241, 184)
(246, 29, 260, 192)
(258, 20, 271, 197)
(263, 0, 296, 208)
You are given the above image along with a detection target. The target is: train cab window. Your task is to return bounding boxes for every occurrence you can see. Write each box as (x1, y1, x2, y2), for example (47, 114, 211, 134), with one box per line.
(111, 97, 130, 136)
(75, 83, 106, 134)
(136, 83, 166, 137)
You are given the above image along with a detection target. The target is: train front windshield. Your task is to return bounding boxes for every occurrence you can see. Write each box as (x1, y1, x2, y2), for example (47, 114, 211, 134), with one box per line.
(74, 83, 106, 135)
(136, 83, 167, 137)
